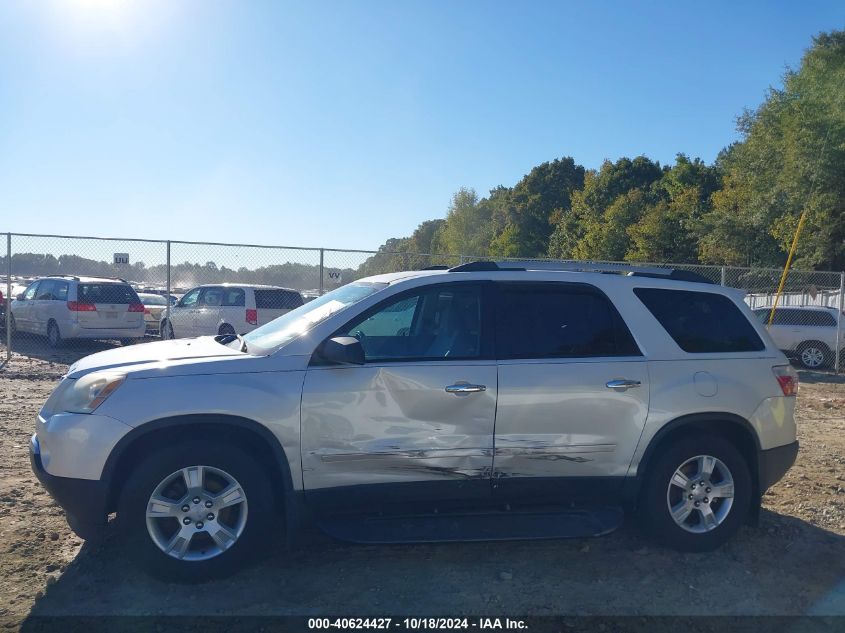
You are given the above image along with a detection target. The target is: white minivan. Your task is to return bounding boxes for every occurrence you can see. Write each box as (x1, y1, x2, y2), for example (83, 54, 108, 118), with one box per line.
(160, 284, 304, 339)
(11, 275, 146, 347)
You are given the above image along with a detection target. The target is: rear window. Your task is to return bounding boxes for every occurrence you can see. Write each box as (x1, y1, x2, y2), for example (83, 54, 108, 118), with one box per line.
(78, 283, 140, 305)
(635, 288, 764, 353)
(254, 289, 304, 310)
(496, 283, 641, 359)
(139, 294, 168, 306)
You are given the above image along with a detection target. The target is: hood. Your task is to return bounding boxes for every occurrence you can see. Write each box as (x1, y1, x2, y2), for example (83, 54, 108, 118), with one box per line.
(66, 337, 244, 378)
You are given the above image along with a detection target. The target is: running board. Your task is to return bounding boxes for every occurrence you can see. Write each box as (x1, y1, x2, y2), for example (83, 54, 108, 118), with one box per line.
(317, 507, 623, 544)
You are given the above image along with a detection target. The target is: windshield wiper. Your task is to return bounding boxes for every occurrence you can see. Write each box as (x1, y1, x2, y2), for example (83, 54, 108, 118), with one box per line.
(214, 333, 248, 353)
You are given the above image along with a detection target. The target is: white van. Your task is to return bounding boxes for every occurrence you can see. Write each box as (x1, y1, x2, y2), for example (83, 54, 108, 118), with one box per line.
(10, 275, 146, 347)
(160, 284, 304, 339)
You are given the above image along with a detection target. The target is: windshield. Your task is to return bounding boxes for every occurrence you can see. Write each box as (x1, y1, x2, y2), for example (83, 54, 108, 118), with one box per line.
(243, 282, 387, 354)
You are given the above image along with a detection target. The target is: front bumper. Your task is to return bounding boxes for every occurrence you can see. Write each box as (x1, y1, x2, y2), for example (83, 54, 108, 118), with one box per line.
(30, 435, 110, 540)
(758, 440, 799, 492)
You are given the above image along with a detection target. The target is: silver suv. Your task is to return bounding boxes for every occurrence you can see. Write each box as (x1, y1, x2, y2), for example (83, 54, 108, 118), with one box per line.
(30, 262, 799, 580)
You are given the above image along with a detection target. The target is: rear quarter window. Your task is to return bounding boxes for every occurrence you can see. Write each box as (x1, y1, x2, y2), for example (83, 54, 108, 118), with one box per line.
(78, 283, 140, 305)
(635, 288, 765, 353)
(254, 289, 304, 310)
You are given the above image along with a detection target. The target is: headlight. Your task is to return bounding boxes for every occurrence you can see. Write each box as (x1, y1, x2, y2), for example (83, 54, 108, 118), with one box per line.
(56, 372, 126, 414)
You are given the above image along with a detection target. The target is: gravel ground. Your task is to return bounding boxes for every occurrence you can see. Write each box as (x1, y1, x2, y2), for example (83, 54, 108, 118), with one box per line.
(2, 336, 845, 628)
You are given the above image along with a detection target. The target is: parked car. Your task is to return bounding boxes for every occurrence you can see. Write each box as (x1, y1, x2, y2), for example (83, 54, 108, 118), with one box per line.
(11, 275, 146, 347)
(752, 306, 844, 369)
(31, 261, 798, 580)
(160, 284, 304, 339)
(137, 293, 169, 336)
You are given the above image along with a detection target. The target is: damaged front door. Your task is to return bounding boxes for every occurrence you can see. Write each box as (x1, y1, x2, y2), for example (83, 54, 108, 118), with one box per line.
(300, 282, 496, 514)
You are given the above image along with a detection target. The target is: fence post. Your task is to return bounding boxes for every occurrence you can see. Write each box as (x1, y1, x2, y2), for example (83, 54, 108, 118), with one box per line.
(836, 271, 844, 375)
(4, 233, 11, 366)
(720, 266, 726, 286)
(319, 248, 325, 296)
(165, 240, 171, 324)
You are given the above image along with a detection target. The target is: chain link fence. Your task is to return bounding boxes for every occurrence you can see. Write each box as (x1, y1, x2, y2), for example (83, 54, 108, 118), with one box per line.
(2, 232, 843, 372)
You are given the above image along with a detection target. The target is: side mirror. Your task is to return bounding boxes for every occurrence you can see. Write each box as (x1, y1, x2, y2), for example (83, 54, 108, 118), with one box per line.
(315, 336, 365, 365)
(16, 293, 24, 301)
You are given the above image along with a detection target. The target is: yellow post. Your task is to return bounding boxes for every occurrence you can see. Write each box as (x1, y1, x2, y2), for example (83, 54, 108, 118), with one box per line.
(768, 209, 810, 327)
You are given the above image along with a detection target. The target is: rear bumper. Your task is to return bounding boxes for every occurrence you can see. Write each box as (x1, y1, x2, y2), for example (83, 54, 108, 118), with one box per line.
(30, 435, 109, 540)
(758, 440, 799, 492)
(65, 321, 146, 339)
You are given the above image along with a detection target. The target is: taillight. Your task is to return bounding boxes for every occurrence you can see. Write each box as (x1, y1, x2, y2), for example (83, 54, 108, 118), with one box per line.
(128, 303, 145, 313)
(246, 308, 258, 325)
(67, 301, 96, 312)
(772, 365, 799, 397)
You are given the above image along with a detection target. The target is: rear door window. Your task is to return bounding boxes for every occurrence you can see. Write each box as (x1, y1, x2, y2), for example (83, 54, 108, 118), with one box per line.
(495, 283, 640, 359)
(805, 311, 836, 327)
(54, 281, 68, 301)
(78, 283, 140, 305)
(635, 288, 765, 353)
(254, 289, 304, 310)
(197, 287, 244, 307)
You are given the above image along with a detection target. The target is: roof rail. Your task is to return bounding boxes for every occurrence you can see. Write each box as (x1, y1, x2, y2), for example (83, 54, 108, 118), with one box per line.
(43, 274, 81, 281)
(447, 260, 716, 284)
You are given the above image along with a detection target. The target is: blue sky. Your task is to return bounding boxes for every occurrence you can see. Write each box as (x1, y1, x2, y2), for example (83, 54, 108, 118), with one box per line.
(1, 1, 842, 252)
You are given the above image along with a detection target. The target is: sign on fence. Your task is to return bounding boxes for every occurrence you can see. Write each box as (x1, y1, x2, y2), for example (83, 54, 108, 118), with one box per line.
(113, 253, 129, 265)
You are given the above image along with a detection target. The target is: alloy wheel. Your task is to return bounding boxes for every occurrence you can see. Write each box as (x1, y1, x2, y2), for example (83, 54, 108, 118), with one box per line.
(146, 465, 248, 561)
(666, 454, 734, 534)
(800, 346, 825, 369)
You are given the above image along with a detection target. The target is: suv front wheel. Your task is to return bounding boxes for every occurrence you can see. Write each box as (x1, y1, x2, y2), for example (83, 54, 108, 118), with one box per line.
(117, 440, 275, 580)
(638, 433, 751, 552)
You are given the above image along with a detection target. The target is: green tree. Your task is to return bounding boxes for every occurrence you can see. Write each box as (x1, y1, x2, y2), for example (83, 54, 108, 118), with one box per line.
(491, 158, 585, 257)
(706, 30, 845, 269)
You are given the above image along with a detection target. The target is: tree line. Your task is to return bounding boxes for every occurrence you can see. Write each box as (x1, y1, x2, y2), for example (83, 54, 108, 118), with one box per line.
(360, 30, 845, 274)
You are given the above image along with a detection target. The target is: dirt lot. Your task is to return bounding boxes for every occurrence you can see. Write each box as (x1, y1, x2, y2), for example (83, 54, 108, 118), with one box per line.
(2, 336, 845, 627)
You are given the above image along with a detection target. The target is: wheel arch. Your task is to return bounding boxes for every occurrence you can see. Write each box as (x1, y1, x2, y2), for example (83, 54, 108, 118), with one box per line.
(625, 412, 761, 519)
(103, 414, 299, 534)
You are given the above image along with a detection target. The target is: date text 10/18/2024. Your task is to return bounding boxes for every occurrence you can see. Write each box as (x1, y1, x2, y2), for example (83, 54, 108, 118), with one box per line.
(307, 618, 528, 630)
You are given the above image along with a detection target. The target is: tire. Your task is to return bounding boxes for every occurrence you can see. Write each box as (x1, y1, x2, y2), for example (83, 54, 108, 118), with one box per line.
(638, 433, 751, 552)
(218, 324, 236, 336)
(161, 319, 175, 340)
(796, 341, 831, 370)
(47, 320, 63, 349)
(117, 440, 275, 581)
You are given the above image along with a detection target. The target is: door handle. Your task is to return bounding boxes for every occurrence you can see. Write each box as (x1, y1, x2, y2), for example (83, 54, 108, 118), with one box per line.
(606, 379, 641, 391)
(445, 383, 487, 394)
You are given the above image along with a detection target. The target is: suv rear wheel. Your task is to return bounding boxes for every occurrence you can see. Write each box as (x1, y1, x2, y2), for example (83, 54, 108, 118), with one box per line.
(797, 341, 831, 370)
(638, 433, 751, 552)
(117, 440, 275, 581)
